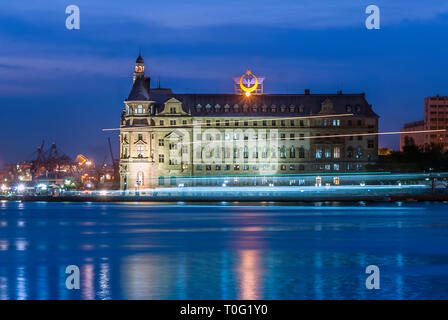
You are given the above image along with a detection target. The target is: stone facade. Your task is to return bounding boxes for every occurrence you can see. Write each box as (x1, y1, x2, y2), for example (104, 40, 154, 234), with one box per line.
(119, 56, 379, 190)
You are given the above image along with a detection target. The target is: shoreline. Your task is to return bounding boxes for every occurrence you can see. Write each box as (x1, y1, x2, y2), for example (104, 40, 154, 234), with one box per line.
(2, 194, 448, 203)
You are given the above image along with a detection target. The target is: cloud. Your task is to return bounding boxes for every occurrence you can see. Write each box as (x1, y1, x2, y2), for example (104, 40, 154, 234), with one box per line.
(2, 0, 448, 30)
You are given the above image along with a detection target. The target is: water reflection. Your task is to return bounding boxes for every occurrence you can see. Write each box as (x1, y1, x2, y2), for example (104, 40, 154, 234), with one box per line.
(0, 201, 448, 299)
(98, 262, 111, 300)
(238, 250, 262, 300)
(81, 264, 95, 300)
(16, 266, 27, 300)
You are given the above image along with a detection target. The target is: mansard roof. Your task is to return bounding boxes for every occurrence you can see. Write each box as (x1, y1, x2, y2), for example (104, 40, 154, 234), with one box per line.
(146, 90, 378, 117)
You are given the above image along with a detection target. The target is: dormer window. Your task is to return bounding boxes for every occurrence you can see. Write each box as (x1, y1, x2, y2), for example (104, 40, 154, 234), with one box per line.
(137, 105, 143, 114)
(346, 105, 352, 113)
(170, 107, 176, 113)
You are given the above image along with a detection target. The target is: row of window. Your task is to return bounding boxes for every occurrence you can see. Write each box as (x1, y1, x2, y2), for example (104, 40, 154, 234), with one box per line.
(126, 102, 367, 116)
(194, 104, 363, 114)
(195, 164, 307, 171)
(138, 134, 374, 145)
(125, 116, 371, 128)
(131, 145, 373, 160)
(198, 132, 306, 141)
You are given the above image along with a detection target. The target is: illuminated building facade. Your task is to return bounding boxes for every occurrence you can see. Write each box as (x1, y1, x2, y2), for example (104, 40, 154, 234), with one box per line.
(119, 56, 379, 189)
(400, 95, 448, 151)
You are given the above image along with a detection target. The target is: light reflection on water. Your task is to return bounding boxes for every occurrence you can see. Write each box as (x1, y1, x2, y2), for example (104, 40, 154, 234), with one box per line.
(0, 201, 448, 299)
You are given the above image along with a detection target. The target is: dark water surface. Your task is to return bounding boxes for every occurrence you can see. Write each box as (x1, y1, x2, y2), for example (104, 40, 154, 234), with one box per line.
(1, 201, 448, 300)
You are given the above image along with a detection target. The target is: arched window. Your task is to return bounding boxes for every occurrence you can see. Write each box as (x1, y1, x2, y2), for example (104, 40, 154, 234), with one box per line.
(298, 147, 305, 158)
(290, 147, 295, 158)
(136, 171, 144, 186)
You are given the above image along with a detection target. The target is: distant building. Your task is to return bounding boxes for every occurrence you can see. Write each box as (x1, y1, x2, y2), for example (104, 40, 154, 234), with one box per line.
(400, 96, 448, 151)
(400, 120, 425, 151)
(119, 55, 379, 189)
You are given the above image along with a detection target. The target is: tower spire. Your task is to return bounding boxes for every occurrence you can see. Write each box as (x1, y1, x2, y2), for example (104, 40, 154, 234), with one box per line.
(133, 53, 145, 83)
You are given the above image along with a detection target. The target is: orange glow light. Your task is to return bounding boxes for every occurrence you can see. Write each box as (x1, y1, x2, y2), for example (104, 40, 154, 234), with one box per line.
(239, 70, 258, 95)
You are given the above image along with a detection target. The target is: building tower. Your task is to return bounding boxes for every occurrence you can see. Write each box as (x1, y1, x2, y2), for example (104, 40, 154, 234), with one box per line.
(133, 54, 145, 83)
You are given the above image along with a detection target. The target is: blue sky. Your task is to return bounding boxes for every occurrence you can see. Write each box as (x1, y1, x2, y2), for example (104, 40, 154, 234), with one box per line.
(1, 0, 448, 166)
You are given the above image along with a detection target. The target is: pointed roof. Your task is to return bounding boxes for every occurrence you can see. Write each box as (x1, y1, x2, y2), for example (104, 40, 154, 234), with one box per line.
(136, 54, 144, 64)
(127, 77, 149, 101)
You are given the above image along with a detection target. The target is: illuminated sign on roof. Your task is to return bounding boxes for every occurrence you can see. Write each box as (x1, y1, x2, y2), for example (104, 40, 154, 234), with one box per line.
(233, 70, 265, 96)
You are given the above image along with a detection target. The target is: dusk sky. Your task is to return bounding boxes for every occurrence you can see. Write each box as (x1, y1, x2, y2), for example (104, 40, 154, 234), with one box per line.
(1, 0, 448, 167)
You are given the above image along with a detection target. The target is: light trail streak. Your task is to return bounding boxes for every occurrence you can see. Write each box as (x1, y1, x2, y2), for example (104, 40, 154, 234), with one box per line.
(102, 113, 354, 131)
(105, 128, 445, 146)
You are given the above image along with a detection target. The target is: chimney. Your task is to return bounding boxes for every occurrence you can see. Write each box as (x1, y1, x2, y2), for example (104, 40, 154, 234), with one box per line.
(304, 89, 310, 95)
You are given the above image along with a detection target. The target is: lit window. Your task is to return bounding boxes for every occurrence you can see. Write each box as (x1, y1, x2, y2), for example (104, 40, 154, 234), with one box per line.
(136, 171, 144, 185)
(137, 145, 144, 157)
(334, 147, 341, 158)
